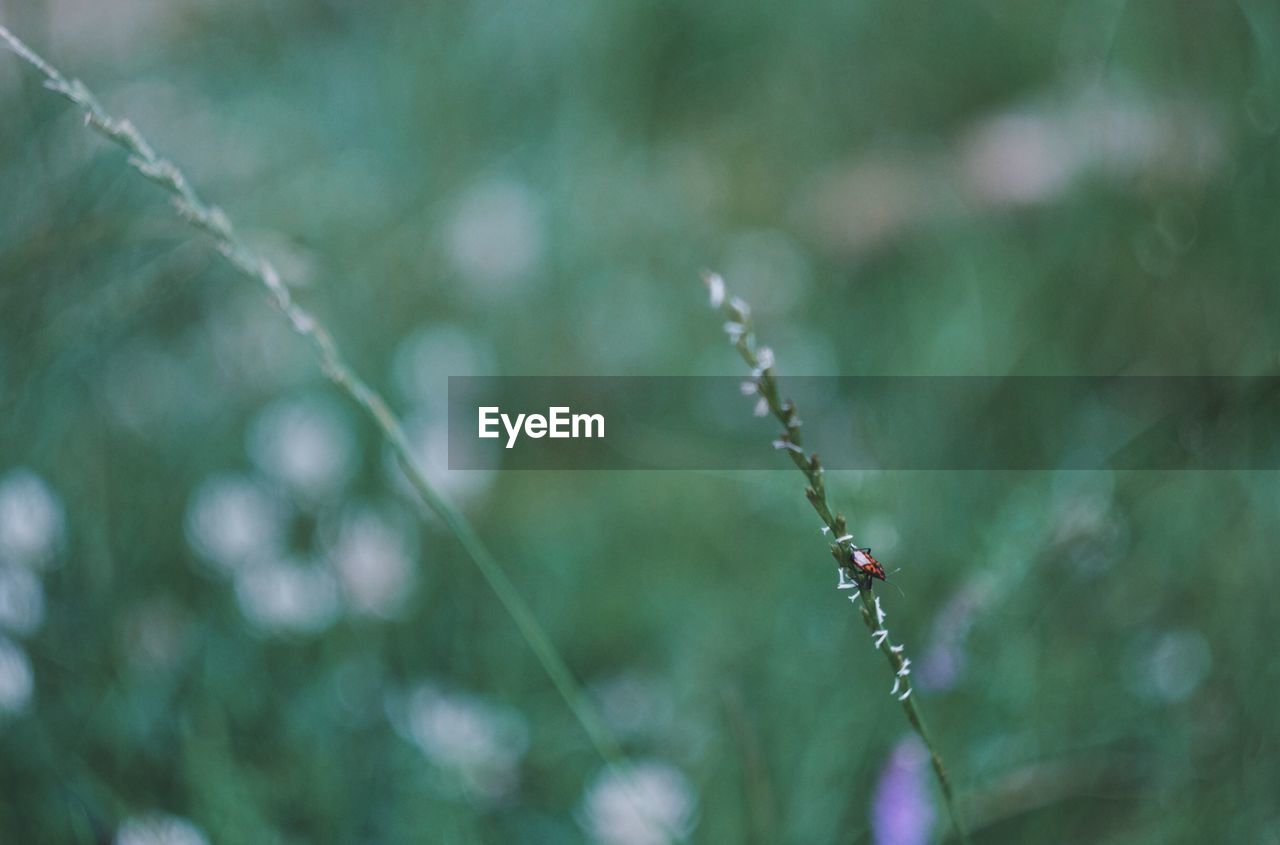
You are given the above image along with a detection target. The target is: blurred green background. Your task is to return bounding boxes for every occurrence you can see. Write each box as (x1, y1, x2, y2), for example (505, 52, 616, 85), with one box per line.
(2, 1, 1280, 842)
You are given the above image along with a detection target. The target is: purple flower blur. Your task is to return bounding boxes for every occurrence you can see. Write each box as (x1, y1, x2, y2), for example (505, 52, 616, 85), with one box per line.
(871, 736, 936, 845)
(917, 585, 988, 692)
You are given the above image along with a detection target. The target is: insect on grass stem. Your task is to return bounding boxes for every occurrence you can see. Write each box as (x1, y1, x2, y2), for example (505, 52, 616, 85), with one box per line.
(702, 271, 971, 844)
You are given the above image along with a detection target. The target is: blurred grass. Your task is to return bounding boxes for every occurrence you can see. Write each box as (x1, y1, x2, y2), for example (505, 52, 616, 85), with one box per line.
(3, 0, 1280, 843)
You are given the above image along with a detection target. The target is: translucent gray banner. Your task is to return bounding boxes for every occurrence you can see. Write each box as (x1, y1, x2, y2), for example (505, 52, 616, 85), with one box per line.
(447, 377, 1280, 470)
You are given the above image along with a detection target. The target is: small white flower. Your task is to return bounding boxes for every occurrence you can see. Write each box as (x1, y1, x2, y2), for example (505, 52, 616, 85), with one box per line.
(0, 635, 34, 714)
(114, 813, 208, 845)
(890, 644, 905, 654)
(897, 658, 912, 677)
(705, 273, 726, 308)
(1140, 628, 1213, 703)
(0, 469, 66, 569)
(729, 296, 751, 319)
(185, 475, 288, 574)
(835, 534, 854, 543)
(755, 346, 774, 370)
(395, 411, 495, 505)
(723, 322, 745, 342)
(247, 394, 358, 501)
(580, 760, 697, 845)
(445, 178, 545, 296)
(329, 504, 416, 618)
(836, 568, 858, 590)
(391, 323, 496, 407)
(402, 683, 530, 803)
(890, 678, 901, 696)
(875, 596, 886, 626)
(0, 566, 45, 636)
(739, 380, 758, 396)
(898, 688, 912, 702)
(820, 526, 831, 535)
(872, 629, 889, 647)
(753, 397, 768, 417)
(234, 556, 339, 635)
(771, 439, 803, 454)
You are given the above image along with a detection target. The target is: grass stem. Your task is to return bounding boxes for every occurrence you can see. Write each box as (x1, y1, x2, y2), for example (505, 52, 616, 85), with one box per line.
(702, 271, 971, 844)
(0, 23, 625, 773)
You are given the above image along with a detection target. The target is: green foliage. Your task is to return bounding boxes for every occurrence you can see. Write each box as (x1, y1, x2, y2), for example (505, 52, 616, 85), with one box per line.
(3, 1, 1280, 843)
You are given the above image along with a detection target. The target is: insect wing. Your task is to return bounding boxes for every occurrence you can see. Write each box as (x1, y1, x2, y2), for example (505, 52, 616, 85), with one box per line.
(851, 547, 887, 580)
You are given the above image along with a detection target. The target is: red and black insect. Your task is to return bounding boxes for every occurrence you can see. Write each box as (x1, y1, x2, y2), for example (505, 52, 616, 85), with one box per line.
(847, 546, 887, 587)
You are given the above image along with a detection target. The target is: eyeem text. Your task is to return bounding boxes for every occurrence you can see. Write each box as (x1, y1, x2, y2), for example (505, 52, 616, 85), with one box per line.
(478, 406, 605, 449)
